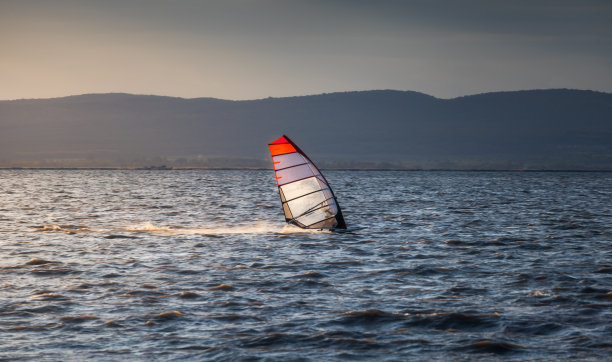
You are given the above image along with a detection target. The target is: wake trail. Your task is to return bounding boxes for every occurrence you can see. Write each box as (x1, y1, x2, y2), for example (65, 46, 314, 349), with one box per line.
(32, 221, 329, 235)
(124, 221, 329, 234)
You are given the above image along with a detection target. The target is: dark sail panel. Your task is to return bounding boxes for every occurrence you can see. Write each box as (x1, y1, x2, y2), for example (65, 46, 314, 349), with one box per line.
(268, 135, 347, 230)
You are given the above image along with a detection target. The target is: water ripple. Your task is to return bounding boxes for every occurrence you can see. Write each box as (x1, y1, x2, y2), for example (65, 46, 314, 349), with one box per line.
(0, 169, 610, 359)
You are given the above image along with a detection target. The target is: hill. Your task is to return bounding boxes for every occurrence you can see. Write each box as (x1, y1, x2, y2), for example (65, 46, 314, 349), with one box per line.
(1, 89, 611, 169)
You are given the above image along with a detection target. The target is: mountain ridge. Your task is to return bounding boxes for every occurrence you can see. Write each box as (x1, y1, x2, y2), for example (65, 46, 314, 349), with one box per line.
(1, 89, 611, 170)
(2, 88, 609, 103)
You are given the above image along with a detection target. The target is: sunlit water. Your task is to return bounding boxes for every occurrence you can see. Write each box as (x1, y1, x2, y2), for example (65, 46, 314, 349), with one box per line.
(1, 170, 611, 360)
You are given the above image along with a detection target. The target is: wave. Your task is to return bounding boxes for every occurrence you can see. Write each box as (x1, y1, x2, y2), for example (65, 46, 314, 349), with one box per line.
(459, 339, 530, 354)
(33, 224, 92, 233)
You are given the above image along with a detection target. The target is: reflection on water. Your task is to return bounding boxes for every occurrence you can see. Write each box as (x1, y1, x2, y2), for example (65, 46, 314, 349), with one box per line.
(0, 170, 611, 360)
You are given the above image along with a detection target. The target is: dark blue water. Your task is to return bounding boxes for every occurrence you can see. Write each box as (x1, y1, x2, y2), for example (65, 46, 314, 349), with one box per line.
(1, 170, 611, 360)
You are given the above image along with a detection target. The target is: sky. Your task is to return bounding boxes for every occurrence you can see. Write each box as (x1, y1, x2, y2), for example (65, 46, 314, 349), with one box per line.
(1, 0, 611, 100)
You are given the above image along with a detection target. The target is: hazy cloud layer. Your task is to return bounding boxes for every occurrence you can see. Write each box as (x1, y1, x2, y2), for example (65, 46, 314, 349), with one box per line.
(1, 0, 611, 100)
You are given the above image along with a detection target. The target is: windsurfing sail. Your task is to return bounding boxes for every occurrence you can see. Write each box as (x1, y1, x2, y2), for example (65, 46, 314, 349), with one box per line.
(268, 135, 347, 230)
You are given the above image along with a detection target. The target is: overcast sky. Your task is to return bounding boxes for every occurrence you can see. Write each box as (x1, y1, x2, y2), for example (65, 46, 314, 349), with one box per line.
(1, 0, 611, 100)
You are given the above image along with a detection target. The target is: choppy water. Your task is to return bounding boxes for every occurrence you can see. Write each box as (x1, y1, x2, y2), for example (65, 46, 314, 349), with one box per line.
(0, 169, 611, 360)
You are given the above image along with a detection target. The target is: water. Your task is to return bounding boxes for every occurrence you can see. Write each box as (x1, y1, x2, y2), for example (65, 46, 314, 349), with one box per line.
(1, 170, 611, 360)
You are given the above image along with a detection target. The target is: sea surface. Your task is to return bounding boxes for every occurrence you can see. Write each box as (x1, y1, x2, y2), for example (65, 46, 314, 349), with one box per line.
(0, 169, 611, 360)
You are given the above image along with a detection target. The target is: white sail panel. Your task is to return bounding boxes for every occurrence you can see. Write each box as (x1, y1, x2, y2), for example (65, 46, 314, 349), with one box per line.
(276, 164, 315, 185)
(316, 178, 334, 200)
(305, 217, 338, 229)
(286, 191, 327, 218)
(295, 206, 335, 227)
(273, 153, 307, 170)
(280, 177, 322, 201)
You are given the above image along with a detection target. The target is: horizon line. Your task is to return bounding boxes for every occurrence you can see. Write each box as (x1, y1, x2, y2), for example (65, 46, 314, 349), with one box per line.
(2, 167, 611, 172)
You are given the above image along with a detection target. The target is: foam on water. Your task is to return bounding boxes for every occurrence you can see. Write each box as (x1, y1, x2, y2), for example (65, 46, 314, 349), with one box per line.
(34, 221, 329, 235)
(122, 221, 330, 235)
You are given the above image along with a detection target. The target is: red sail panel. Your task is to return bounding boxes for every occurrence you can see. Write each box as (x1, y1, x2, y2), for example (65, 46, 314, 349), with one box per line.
(269, 136, 290, 145)
(269, 143, 296, 156)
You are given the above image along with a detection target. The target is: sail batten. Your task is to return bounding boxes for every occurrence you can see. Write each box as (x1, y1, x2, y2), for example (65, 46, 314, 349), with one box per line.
(275, 163, 309, 172)
(268, 135, 347, 230)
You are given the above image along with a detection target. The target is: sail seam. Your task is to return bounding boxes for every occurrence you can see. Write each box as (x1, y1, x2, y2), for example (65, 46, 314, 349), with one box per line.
(281, 187, 332, 203)
(304, 215, 337, 228)
(270, 150, 297, 157)
(274, 162, 309, 172)
(277, 174, 329, 187)
(295, 205, 329, 220)
(290, 196, 336, 220)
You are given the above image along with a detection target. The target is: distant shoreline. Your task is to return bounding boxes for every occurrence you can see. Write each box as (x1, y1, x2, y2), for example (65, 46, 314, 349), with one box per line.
(1, 167, 611, 172)
(2, 90, 611, 171)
